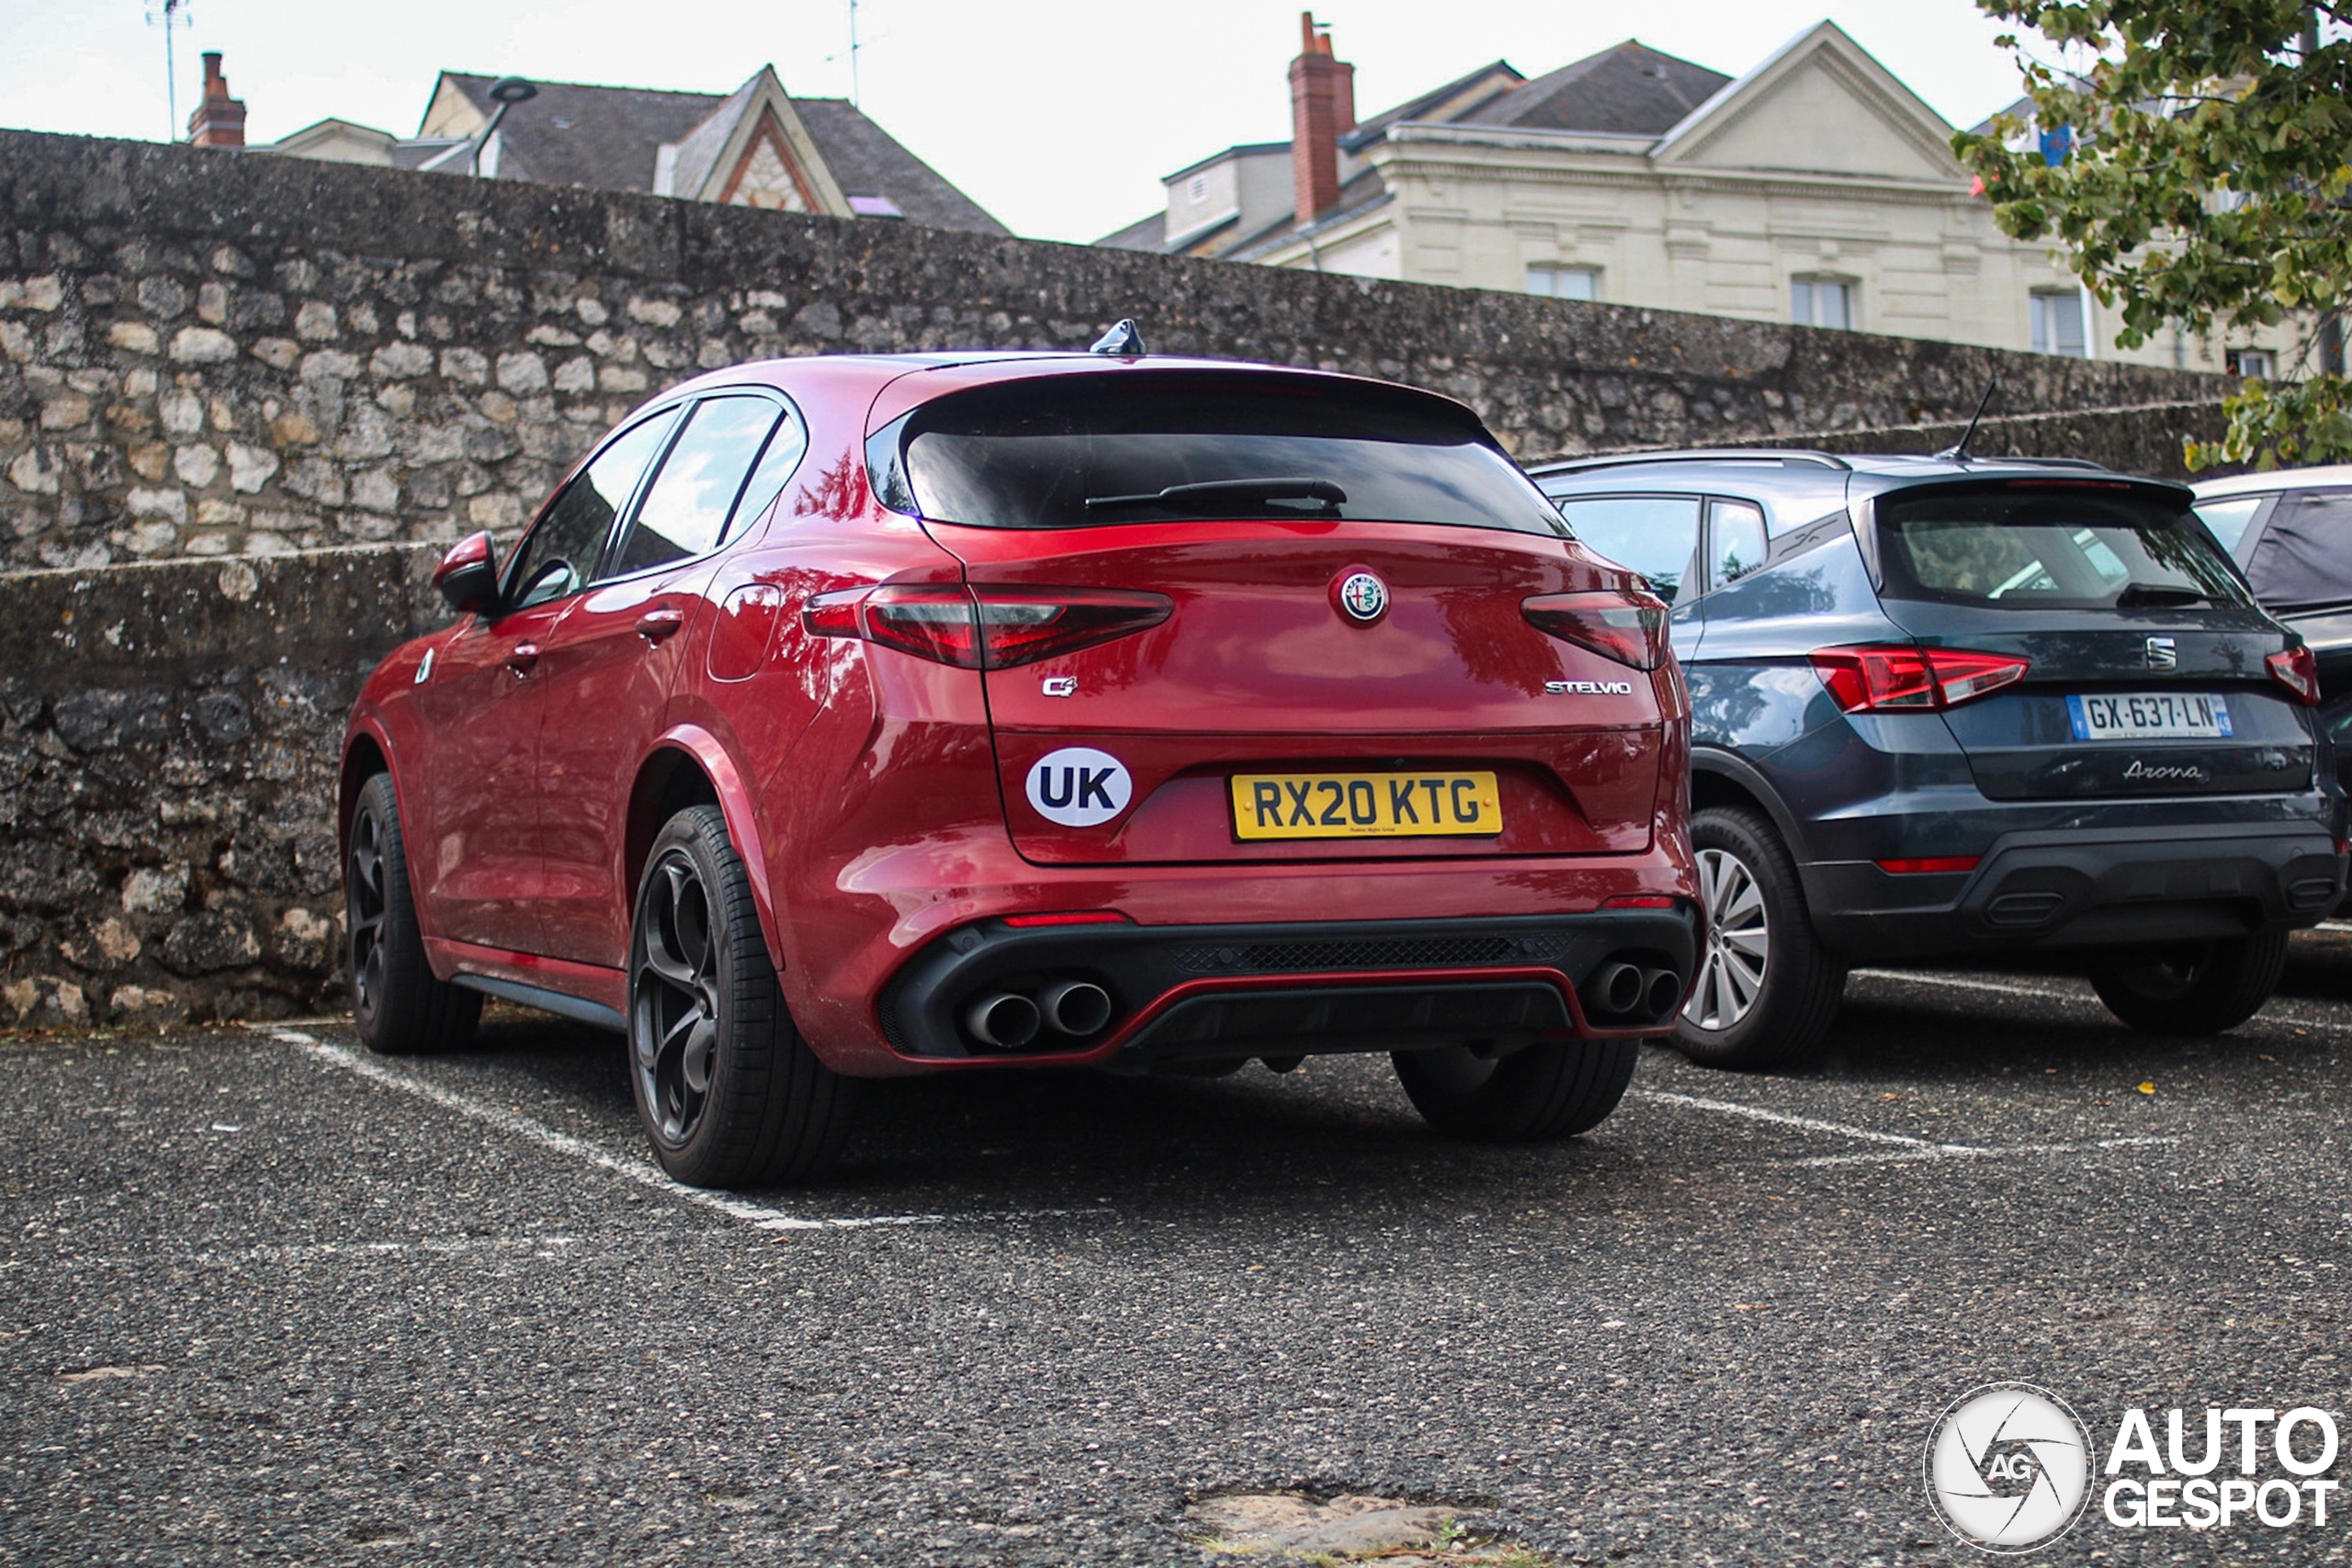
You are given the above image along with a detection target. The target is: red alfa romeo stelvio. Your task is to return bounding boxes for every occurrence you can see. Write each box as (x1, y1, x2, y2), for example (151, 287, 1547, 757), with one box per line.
(340, 332, 1701, 1187)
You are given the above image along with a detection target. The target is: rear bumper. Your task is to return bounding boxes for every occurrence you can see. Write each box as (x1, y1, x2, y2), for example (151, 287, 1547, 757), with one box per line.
(877, 909, 1701, 1069)
(1806, 823, 2345, 958)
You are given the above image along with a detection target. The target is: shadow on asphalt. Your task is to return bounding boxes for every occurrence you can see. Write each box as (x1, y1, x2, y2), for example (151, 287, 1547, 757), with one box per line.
(457, 1002, 1636, 1203)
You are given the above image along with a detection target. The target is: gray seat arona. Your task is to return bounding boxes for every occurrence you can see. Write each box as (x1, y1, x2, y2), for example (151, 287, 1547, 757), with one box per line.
(1531, 449, 2345, 1068)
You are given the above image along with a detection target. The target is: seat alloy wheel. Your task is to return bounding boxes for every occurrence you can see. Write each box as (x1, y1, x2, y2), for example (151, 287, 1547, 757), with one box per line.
(1688, 846, 1770, 1032)
(626, 805, 857, 1188)
(1669, 805, 1844, 1070)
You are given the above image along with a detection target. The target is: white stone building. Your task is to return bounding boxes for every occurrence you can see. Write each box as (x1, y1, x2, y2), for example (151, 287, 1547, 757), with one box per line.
(1102, 18, 2296, 378)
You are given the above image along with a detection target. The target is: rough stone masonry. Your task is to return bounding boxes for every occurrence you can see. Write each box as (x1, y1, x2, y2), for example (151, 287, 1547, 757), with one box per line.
(0, 129, 2233, 1026)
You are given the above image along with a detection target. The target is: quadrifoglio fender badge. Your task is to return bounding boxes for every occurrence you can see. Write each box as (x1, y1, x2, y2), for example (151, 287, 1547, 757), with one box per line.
(1547, 679, 1634, 695)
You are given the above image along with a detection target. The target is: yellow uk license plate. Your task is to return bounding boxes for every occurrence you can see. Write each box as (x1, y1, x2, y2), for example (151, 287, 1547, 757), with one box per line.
(1229, 771, 1503, 840)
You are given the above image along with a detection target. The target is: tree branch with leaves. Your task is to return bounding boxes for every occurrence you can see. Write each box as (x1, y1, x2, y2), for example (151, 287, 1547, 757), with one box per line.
(1953, 1, 2351, 468)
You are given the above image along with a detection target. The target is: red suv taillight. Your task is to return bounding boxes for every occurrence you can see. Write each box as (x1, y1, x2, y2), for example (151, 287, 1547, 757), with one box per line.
(2267, 645, 2321, 706)
(804, 585, 1172, 670)
(1809, 645, 2030, 713)
(1521, 590, 1670, 671)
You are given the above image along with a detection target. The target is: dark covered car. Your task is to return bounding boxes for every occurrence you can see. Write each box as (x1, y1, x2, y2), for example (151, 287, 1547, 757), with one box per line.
(1531, 449, 2345, 1068)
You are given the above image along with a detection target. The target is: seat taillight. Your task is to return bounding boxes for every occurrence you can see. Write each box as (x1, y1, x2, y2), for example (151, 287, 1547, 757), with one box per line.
(1810, 645, 2030, 713)
(804, 585, 1172, 670)
(2267, 645, 2321, 706)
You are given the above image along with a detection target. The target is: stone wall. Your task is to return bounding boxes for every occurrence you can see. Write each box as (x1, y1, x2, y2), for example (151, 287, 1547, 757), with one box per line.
(0, 128, 2245, 1029)
(0, 546, 438, 1028)
(0, 129, 2231, 573)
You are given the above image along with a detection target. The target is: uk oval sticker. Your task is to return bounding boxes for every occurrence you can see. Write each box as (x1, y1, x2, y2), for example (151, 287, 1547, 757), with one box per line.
(1025, 747, 1133, 828)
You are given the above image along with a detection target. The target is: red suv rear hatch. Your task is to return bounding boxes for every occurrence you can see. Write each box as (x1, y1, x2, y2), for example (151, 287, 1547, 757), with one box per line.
(864, 368, 1673, 866)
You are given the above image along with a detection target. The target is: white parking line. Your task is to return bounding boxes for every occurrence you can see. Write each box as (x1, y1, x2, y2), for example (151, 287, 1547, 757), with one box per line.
(1632, 1088, 2179, 1167)
(270, 1029, 1087, 1235)
(1849, 967, 2352, 1033)
(1786, 1136, 2177, 1169)
(1632, 1089, 1937, 1149)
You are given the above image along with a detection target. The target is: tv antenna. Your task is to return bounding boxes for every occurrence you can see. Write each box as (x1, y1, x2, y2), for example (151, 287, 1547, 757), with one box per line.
(144, 0, 195, 141)
(849, 0, 862, 107)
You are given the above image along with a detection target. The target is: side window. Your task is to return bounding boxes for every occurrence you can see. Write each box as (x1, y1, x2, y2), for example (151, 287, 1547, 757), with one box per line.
(507, 412, 675, 610)
(611, 397, 784, 577)
(1553, 494, 1702, 604)
(2191, 494, 2270, 561)
(732, 406, 811, 529)
(1708, 500, 1769, 590)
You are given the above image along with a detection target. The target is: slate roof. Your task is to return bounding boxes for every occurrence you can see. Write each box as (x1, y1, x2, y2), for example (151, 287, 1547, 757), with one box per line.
(1459, 40, 1729, 136)
(435, 73, 1005, 234)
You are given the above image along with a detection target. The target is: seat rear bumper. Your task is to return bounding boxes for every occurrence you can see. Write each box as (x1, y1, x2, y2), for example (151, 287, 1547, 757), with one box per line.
(1806, 823, 2345, 959)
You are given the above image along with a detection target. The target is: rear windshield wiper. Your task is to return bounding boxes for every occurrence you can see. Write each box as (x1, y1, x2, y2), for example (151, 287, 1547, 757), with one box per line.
(1083, 477, 1347, 513)
(2116, 582, 2211, 608)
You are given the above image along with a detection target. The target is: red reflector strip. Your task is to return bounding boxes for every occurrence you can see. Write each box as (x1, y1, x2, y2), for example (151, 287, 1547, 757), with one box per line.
(1601, 895, 1679, 909)
(1000, 911, 1132, 928)
(1874, 856, 1981, 875)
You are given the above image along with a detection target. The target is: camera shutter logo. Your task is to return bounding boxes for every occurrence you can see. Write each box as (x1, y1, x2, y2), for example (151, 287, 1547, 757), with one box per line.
(1924, 1383, 2092, 1552)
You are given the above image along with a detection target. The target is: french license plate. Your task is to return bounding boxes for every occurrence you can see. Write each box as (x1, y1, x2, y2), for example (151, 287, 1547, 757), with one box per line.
(1230, 771, 1502, 840)
(2065, 692, 2233, 740)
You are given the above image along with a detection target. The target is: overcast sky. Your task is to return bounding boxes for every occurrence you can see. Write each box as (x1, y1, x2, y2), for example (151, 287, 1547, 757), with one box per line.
(0, 1, 2030, 243)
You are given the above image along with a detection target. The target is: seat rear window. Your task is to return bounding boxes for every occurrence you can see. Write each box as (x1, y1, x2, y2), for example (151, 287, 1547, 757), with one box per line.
(874, 373, 1566, 536)
(1877, 485, 2254, 609)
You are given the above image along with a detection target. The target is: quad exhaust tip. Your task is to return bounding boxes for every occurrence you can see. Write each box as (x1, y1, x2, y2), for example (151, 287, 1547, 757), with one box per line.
(1037, 979, 1114, 1037)
(964, 992, 1042, 1050)
(1579, 958, 1685, 1025)
(963, 979, 1115, 1049)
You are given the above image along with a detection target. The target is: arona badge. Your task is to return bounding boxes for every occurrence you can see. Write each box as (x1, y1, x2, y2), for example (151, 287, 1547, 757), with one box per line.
(1335, 570, 1388, 624)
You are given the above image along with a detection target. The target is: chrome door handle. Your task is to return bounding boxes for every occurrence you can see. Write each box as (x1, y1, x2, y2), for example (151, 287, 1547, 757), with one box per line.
(638, 607, 686, 644)
(505, 641, 541, 674)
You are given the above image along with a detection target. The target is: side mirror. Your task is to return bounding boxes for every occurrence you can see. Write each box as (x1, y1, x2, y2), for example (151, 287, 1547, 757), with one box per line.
(433, 531, 500, 615)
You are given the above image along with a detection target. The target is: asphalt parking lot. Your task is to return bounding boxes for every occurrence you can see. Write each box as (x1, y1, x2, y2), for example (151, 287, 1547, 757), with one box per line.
(6, 935, 2352, 1567)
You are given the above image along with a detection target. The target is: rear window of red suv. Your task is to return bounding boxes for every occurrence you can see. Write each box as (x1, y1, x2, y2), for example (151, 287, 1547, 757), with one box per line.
(1876, 483, 2254, 610)
(869, 372, 1567, 536)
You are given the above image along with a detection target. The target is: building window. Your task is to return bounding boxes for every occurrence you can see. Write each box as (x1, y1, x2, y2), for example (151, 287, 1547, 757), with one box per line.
(1791, 277, 1853, 330)
(2030, 288, 2088, 357)
(1526, 265, 1598, 300)
(2227, 347, 2275, 380)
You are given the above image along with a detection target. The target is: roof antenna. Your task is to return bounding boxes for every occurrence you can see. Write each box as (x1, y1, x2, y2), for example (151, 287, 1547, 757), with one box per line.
(1936, 378, 1997, 464)
(1090, 319, 1147, 355)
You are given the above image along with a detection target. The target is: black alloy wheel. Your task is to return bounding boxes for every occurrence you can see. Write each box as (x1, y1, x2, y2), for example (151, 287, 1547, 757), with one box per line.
(633, 851, 724, 1146)
(2087, 929, 2290, 1036)
(1390, 1037, 1639, 1141)
(627, 807, 858, 1187)
(345, 773, 480, 1055)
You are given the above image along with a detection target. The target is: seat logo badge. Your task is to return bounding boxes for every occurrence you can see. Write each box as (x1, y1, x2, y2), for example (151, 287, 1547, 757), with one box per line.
(2145, 636, 2177, 670)
(413, 648, 435, 684)
(1334, 570, 1388, 624)
(1040, 675, 1078, 698)
(1025, 747, 1133, 828)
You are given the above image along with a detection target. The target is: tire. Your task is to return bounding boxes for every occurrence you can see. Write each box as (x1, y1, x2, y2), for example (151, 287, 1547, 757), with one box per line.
(2088, 929, 2290, 1036)
(345, 773, 481, 1055)
(1391, 1038, 1638, 1142)
(1673, 806, 1845, 1070)
(628, 806, 857, 1188)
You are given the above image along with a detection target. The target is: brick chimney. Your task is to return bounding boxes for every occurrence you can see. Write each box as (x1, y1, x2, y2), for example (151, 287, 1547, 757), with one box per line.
(187, 52, 246, 149)
(1288, 13, 1355, 227)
